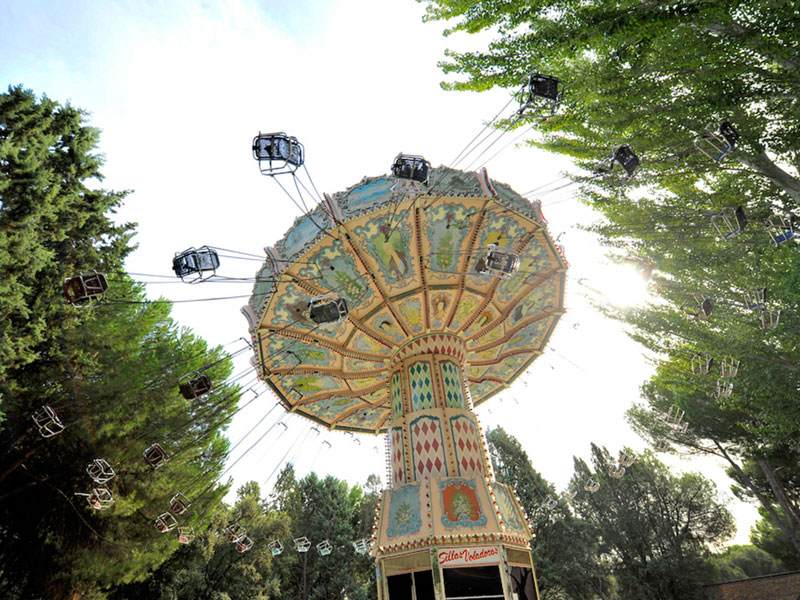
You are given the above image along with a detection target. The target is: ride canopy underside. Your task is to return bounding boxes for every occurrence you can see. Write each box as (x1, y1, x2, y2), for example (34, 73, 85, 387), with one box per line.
(243, 166, 568, 434)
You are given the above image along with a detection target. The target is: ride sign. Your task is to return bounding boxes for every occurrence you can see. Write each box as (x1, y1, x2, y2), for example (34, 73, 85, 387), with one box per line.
(437, 546, 500, 567)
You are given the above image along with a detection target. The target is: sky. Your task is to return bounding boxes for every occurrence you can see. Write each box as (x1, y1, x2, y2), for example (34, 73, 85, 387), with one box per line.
(1, 0, 757, 543)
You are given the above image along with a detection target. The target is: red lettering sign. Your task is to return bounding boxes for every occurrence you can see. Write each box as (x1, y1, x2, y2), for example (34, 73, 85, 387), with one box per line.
(438, 546, 500, 567)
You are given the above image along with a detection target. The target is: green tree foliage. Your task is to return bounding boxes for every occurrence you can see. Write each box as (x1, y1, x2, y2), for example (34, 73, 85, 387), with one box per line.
(0, 86, 135, 423)
(420, 0, 800, 564)
(487, 428, 609, 600)
(0, 87, 243, 599)
(488, 428, 735, 599)
(272, 467, 377, 600)
(570, 445, 734, 600)
(110, 482, 289, 600)
(708, 544, 785, 582)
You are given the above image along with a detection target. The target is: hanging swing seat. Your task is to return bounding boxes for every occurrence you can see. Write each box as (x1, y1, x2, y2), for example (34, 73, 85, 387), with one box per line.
(169, 492, 192, 515)
(665, 405, 685, 426)
(391, 153, 431, 185)
(619, 451, 636, 468)
(179, 371, 213, 400)
(294, 536, 312, 552)
(518, 72, 564, 117)
(681, 294, 713, 321)
(308, 294, 349, 325)
(252, 132, 304, 175)
(236, 536, 254, 553)
(86, 487, 114, 510)
(742, 287, 767, 311)
(225, 523, 247, 543)
(316, 539, 333, 556)
(714, 379, 734, 399)
(172, 246, 220, 283)
(86, 458, 115, 484)
(352, 539, 369, 554)
(178, 526, 195, 544)
(583, 478, 600, 493)
(695, 121, 739, 162)
(64, 271, 108, 306)
(712, 206, 747, 240)
(143, 442, 170, 468)
(478, 244, 520, 279)
(32, 404, 65, 438)
(609, 465, 625, 479)
(759, 309, 781, 330)
(765, 214, 798, 246)
(268, 540, 284, 555)
(690, 353, 714, 375)
(610, 145, 640, 177)
(155, 512, 179, 533)
(720, 357, 740, 378)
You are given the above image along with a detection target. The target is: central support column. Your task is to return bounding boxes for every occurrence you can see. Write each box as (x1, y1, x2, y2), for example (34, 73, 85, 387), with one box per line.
(388, 334, 489, 487)
(373, 334, 540, 600)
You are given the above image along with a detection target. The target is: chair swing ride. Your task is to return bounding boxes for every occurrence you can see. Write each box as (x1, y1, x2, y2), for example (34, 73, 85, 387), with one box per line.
(41, 66, 795, 599)
(241, 113, 569, 599)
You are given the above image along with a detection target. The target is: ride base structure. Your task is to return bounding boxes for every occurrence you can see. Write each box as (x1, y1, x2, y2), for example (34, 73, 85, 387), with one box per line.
(246, 165, 567, 600)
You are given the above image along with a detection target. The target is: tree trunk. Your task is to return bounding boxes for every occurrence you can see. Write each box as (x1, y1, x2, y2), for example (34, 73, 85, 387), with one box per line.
(737, 150, 800, 204)
(757, 458, 800, 530)
(715, 442, 800, 554)
(0, 441, 45, 484)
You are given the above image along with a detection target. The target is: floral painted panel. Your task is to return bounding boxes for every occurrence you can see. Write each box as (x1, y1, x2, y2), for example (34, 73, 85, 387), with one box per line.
(440, 478, 487, 529)
(386, 483, 423, 537)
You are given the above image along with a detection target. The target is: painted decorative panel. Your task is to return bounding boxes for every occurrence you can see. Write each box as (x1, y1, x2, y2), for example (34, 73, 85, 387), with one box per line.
(493, 483, 526, 533)
(391, 373, 403, 419)
(297, 239, 373, 307)
(408, 361, 434, 411)
(397, 296, 424, 335)
(410, 416, 447, 480)
(304, 396, 361, 421)
(337, 405, 385, 430)
(425, 203, 477, 277)
(392, 426, 405, 486)
(353, 216, 415, 288)
(449, 415, 485, 476)
(386, 483, 422, 537)
(440, 362, 465, 409)
(439, 478, 487, 529)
